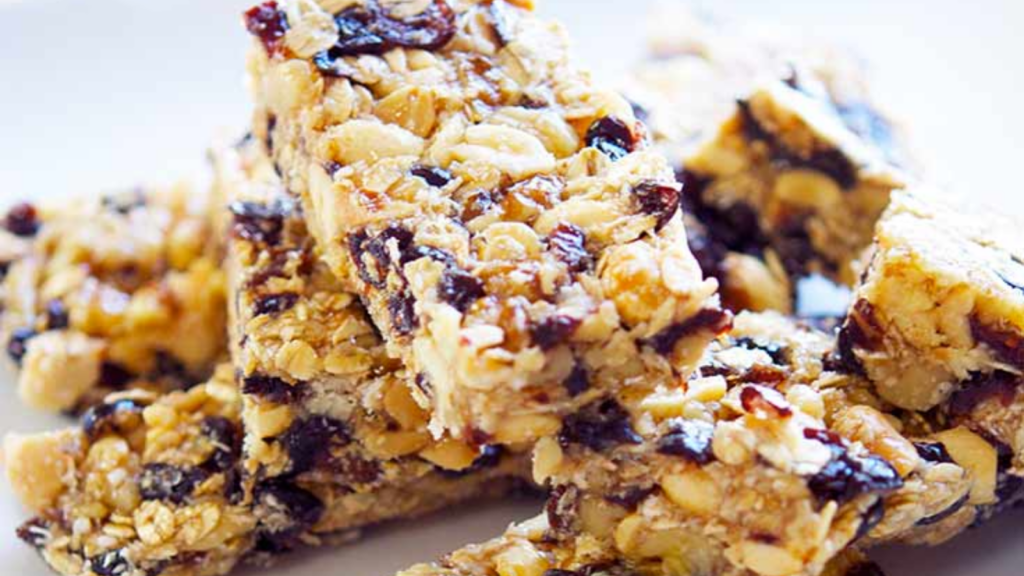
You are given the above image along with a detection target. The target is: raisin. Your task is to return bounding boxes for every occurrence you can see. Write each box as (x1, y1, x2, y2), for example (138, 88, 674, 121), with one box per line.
(388, 291, 418, 335)
(16, 518, 49, 549)
(970, 317, 1024, 369)
(201, 416, 241, 473)
(948, 371, 1021, 416)
(804, 428, 903, 507)
(633, 180, 680, 230)
(916, 493, 969, 526)
(645, 308, 733, 356)
(82, 398, 145, 440)
(253, 292, 300, 316)
(139, 463, 208, 504)
(242, 374, 308, 404)
(6, 327, 36, 364)
(914, 441, 955, 464)
(545, 484, 580, 536)
(349, 225, 414, 289)
(254, 479, 325, 553)
(855, 498, 886, 540)
(150, 351, 190, 389)
(89, 550, 131, 576)
(559, 399, 642, 451)
(44, 299, 70, 330)
(4, 202, 40, 237)
(657, 418, 715, 463)
(244, 1, 289, 56)
(530, 315, 581, 350)
(230, 200, 287, 246)
(604, 485, 654, 510)
(737, 100, 857, 189)
(410, 164, 453, 187)
(280, 416, 351, 474)
(584, 116, 637, 161)
(98, 361, 135, 389)
(547, 224, 591, 273)
(438, 268, 485, 313)
(314, 0, 456, 70)
(562, 364, 589, 397)
(834, 299, 882, 375)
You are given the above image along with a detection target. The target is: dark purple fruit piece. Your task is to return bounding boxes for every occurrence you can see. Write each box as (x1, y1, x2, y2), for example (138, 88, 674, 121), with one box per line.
(584, 116, 637, 161)
(89, 550, 131, 576)
(657, 418, 715, 463)
(645, 308, 733, 356)
(740, 386, 793, 418)
(914, 441, 954, 464)
(559, 399, 642, 452)
(242, 374, 308, 404)
(388, 290, 418, 335)
(16, 518, 48, 549)
(98, 361, 135, 389)
(201, 416, 241, 473)
(438, 267, 485, 313)
(971, 317, 1024, 369)
(855, 497, 886, 540)
(230, 200, 288, 246)
(530, 315, 581, 350)
(410, 164, 453, 187)
(948, 371, 1021, 416)
(315, 0, 456, 73)
(280, 416, 351, 474)
(547, 223, 591, 273)
(4, 202, 41, 237)
(604, 485, 655, 510)
(82, 398, 145, 440)
(254, 479, 325, 553)
(6, 327, 36, 365)
(633, 180, 680, 230)
(545, 484, 580, 536)
(139, 463, 208, 504)
(804, 428, 903, 507)
(253, 292, 300, 316)
(44, 299, 70, 330)
(245, 1, 289, 56)
(562, 364, 589, 397)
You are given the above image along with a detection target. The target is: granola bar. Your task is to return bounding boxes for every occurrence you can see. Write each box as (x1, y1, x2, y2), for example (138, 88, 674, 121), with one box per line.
(836, 190, 1024, 513)
(0, 188, 226, 412)
(5, 366, 255, 576)
(214, 137, 529, 553)
(398, 312, 997, 576)
(681, 81, 907, 287)
(246, 0, 729, 441)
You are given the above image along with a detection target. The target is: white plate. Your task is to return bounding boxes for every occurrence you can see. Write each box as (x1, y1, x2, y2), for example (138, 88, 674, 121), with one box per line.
(1, 0, 1022, 574)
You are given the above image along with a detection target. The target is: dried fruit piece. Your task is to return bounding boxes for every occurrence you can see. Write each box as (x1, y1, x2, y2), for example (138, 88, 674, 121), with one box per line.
(245, 1, 290, 56)
(584, 116, 637, 161)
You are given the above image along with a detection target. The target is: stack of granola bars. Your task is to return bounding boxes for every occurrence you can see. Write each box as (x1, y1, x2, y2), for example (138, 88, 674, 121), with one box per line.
(1, 2, 1020, 576)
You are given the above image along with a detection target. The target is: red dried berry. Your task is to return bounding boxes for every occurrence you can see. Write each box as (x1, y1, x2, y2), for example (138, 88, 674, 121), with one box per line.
(245, 1, 289, 56)
(4, 202, 40, 237)
(633, 180, 681, 230)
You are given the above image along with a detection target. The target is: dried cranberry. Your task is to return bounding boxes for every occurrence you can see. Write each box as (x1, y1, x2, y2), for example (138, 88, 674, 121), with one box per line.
(410, 164, 453, 187)
(584, 116, 637, 161)
(242, 374, 308, 404)
(4, 202, 40, 237)
(82, 398, 145, 440)
(314, 0, 456, 72)
(530, 315, 581, 350)
(645, 308, 733, 356)
(16, 518, 48, 549)
(657, 418, 715, 463)
(438, 268, 485, 312)
(559, 399, 642, 452)
(737, 100, 856, 189)
(948, 371, 1021, 416)
(971, 317, 1024, 369)
(740, 386, 793, 418)
(89, 550, 131, 576)
(633, 180, 681, 230)
(6, 327, 36, 365)
(389, 291, 418, 335)
(547, 224, 591, 273)
(279, 415, 351, 474)
(562, 364, 589, 397)
(914, 441, 955, 464)
(230, 200, 288, 246)
(44, 299, 69, 330)
(140, 463, 208, 504)
(605, 485, 655, 510)
(253, 292, 300, 316)
(244, 1, 289, 56)
(803, 428, 903, 507)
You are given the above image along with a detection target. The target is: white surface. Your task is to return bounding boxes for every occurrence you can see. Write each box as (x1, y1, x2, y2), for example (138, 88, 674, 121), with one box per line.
(1, 0, 1023, 574)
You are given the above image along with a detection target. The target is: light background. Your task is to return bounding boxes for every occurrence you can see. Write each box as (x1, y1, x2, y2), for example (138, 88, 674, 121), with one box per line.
(0, 0, 1022, 574)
